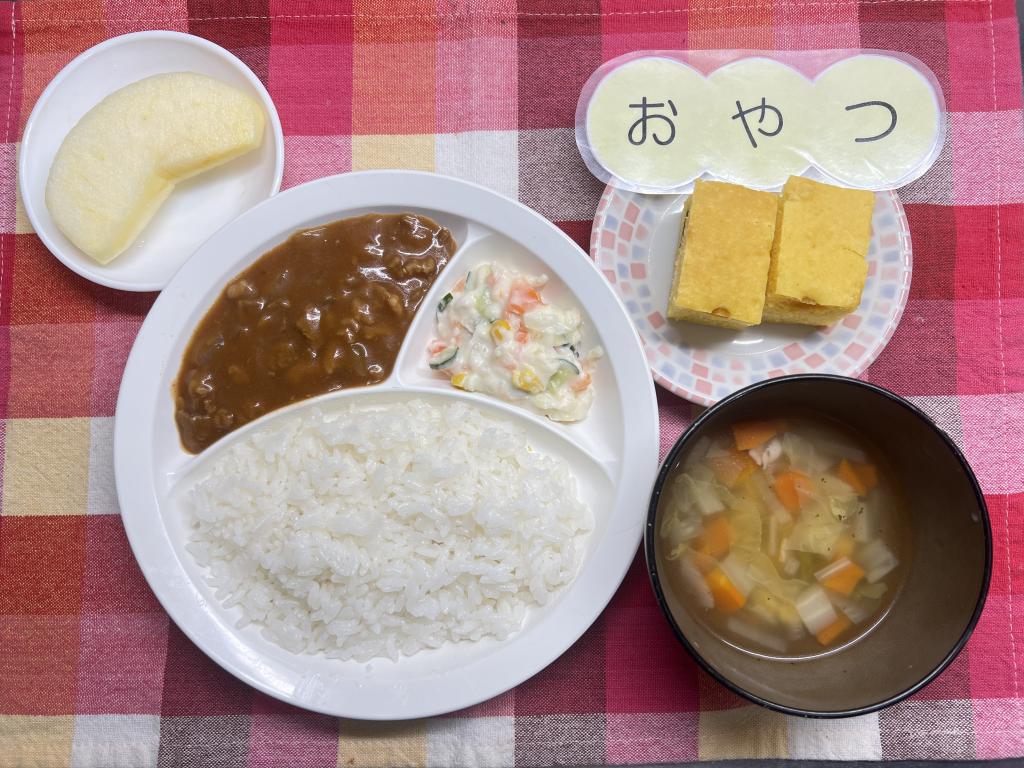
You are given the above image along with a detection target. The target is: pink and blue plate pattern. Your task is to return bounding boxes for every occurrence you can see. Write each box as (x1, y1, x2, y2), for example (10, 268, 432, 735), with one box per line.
(591, 184, 913, 406)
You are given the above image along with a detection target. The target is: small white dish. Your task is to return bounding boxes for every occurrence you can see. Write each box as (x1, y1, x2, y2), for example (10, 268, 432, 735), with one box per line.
(115, 171, 659, 719)
(19, 31, 285, 292)
(591, 183, 912, 406)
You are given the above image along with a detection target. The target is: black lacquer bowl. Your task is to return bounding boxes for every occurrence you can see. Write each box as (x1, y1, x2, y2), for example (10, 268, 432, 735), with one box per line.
(645, 375, 991, 717)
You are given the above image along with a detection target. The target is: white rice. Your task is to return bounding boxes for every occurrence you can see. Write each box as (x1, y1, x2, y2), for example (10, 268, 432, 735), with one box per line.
(186, 398, 593, 661)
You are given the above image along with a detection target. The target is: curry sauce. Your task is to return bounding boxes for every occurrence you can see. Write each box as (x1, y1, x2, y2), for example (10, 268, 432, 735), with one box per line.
(174, 212, 456, 452)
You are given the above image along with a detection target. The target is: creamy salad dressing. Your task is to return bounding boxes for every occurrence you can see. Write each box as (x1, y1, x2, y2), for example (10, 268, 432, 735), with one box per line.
(429, 262, 601, 421)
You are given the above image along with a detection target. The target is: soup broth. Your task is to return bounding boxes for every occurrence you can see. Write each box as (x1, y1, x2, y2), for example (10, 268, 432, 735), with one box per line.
(658, 416, 908, 658)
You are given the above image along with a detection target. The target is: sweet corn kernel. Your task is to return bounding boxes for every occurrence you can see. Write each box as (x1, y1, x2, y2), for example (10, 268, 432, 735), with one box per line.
(512, 367, 543, 394)
(451, 372, 469, 389)
(490, 319, 512, 343)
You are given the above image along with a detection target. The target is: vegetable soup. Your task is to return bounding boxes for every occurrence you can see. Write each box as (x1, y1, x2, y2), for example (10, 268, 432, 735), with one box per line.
(659, 417, 907, 657)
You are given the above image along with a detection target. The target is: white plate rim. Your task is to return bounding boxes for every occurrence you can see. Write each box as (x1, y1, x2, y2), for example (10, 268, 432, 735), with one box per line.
(113, 170, 660, 719)
(18, 29, 286, 292)
(590, 183, 913, 406)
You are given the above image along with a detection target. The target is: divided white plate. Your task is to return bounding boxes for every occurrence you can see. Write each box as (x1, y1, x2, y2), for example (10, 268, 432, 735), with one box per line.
(591, 184, 912, 406)
(19, 30, 285, 292)
(114, 171, 659, 719)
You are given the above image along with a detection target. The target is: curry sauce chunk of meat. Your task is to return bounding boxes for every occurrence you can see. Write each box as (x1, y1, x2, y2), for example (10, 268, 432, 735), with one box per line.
(174, 212, 456, 453)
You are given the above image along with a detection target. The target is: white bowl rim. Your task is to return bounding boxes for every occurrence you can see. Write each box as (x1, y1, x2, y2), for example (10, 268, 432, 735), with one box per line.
(18, 29, 286, 292)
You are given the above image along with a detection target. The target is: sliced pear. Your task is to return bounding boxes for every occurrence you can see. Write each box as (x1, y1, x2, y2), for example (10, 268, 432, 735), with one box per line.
(45, 72, 266, 264)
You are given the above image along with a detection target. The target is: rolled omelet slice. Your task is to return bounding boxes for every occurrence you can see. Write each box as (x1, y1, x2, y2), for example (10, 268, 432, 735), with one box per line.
(763, 177, 875, 326)
(45, 72, 266, 264)
(668, 180, 779, 329)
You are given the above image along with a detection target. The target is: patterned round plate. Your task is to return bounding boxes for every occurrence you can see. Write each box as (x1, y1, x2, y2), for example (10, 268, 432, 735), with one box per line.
(590, 184, 912, 406)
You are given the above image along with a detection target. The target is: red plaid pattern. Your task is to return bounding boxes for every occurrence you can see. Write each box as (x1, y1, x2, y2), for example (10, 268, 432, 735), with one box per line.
(0, 0, 1022, 764)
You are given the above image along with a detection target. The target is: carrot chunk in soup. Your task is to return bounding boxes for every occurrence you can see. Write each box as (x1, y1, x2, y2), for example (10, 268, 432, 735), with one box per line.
(731, 420, 781, 451)
(659, 415, 905, 657)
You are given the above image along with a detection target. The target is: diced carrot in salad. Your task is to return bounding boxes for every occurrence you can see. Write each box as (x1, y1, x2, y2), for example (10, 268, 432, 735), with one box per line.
(571, 372, 592, 393)
(508, 285, 542, 314)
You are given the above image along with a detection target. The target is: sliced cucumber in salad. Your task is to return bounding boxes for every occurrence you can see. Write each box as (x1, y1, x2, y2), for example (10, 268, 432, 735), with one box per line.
(428, 346, 459, 369)
(547, 358, 581, 390)
(466, 264, 491, 291)
(475, 293, 501, 322)
(557, 357, 581, 374)
(556, 341, 580, 358)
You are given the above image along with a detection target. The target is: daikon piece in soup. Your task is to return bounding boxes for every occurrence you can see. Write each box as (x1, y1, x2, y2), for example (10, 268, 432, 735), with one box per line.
(658, 416, 908, 657)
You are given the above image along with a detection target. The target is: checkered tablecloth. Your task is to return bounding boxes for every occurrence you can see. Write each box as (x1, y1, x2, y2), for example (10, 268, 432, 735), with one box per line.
(1, 1, 1022, 766)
